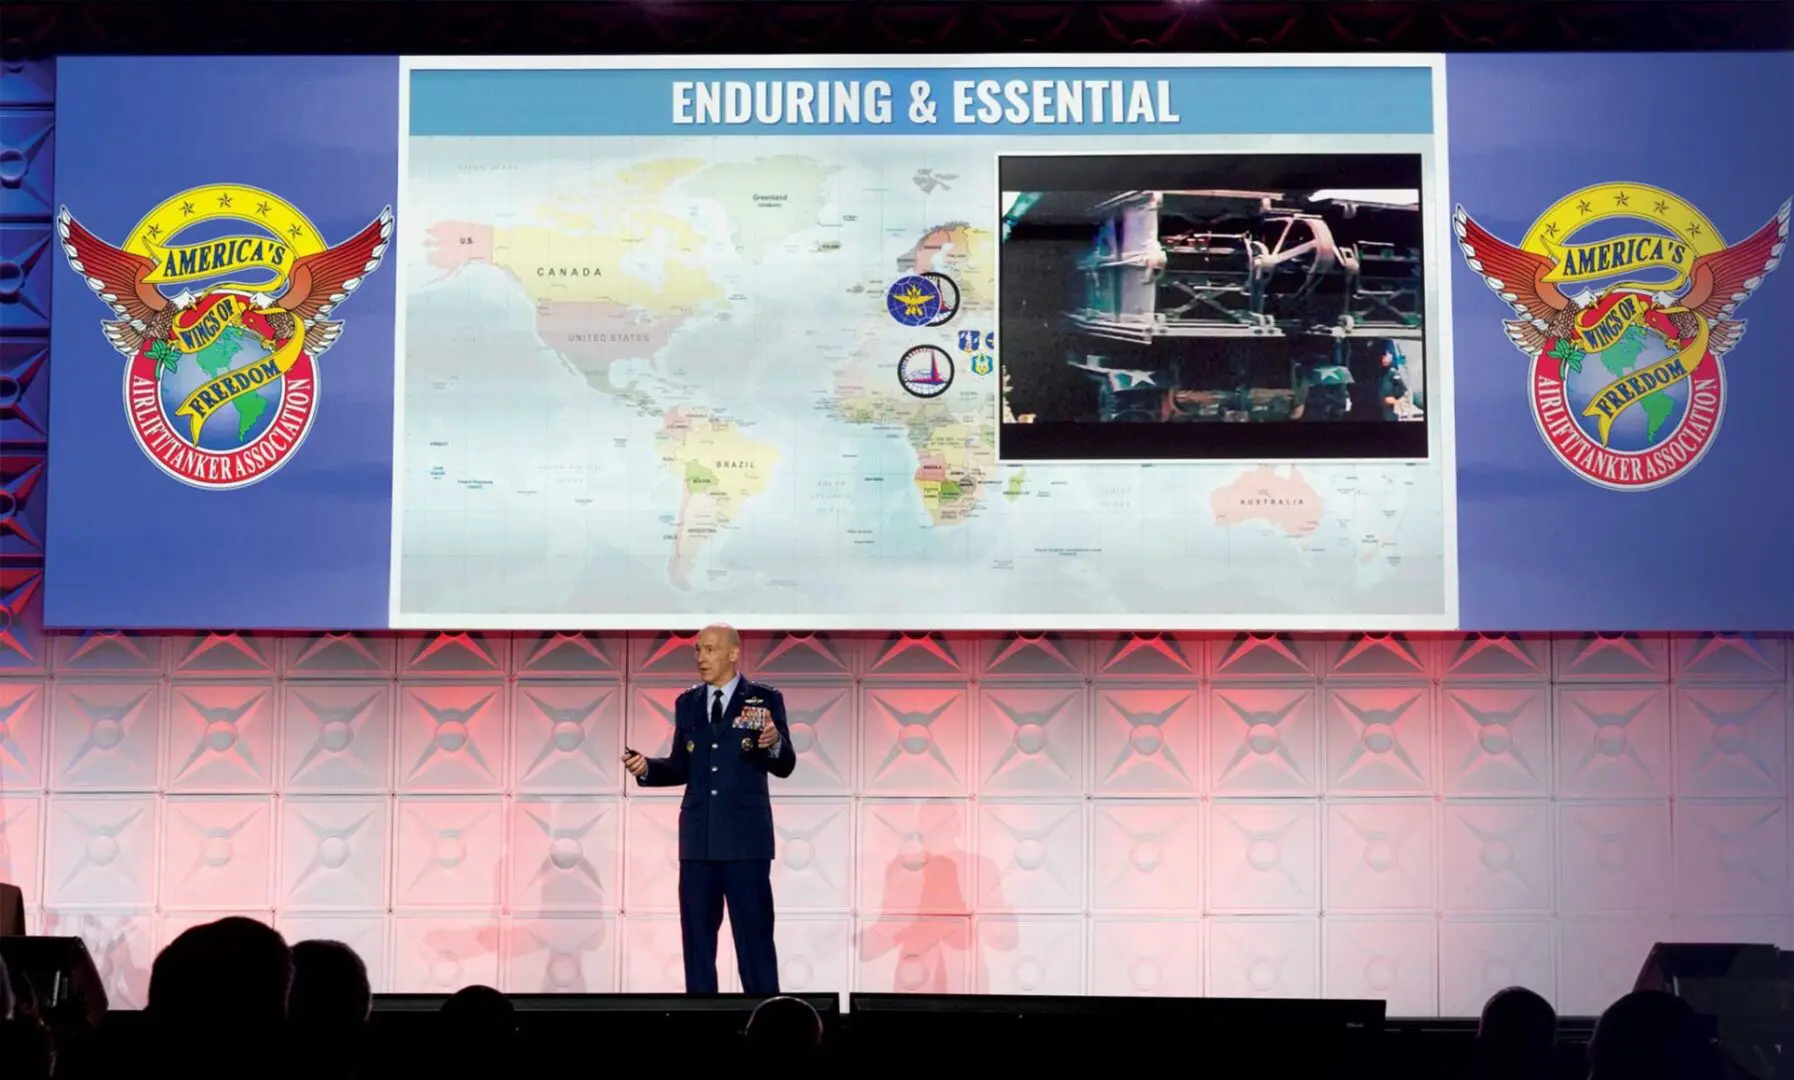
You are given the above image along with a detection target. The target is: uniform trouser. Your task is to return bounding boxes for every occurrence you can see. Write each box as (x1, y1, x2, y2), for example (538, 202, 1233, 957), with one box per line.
(678, 857, 779, 995)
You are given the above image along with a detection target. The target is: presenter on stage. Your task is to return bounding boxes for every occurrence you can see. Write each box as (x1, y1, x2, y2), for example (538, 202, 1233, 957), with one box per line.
(622, 624, 796, 995)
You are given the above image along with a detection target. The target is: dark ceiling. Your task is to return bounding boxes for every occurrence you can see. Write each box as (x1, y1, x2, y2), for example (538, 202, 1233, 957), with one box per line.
(4, 0, 1791, 57)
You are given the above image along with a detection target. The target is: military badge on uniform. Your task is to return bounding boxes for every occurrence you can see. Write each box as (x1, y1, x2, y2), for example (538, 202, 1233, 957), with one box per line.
(686, 740, 695, 753)
(734, 703, 771, 751)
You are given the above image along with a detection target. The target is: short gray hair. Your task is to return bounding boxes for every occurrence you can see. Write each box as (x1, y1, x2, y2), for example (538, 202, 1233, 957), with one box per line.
(700, 623, 740, 648)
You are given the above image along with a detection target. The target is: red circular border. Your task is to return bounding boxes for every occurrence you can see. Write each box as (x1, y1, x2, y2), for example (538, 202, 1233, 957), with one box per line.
(122, 346, 318, 490)
(1528, 346, 1725, 490)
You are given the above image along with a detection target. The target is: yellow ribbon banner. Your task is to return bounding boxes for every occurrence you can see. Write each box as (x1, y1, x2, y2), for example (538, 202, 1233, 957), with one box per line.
(143, 235, 295, 286)
(172, 298, 305, 442)
(1579, 307, 1710, 447)
(1540, 233, 1693, 285)
(169, 294, 246, 354)
(1571, 292, 1650, 355)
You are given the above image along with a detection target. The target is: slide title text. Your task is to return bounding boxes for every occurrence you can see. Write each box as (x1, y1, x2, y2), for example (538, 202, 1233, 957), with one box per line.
(670, 78, 1182, 127)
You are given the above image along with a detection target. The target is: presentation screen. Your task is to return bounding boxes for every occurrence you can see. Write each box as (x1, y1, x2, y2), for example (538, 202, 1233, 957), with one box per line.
(42, 54, 1794, 630)
(396, 57, 1449, 629)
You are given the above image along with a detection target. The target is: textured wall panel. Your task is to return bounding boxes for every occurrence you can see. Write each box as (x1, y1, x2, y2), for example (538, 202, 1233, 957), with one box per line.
(0, 453, 46, 561)
(1, 627, 1790, 1011)
(0, 224, 53, 332)
(0, 567, 46, 673)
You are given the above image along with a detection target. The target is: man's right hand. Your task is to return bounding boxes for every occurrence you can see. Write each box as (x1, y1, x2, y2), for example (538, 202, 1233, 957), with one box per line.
(622, 751, 648, 777)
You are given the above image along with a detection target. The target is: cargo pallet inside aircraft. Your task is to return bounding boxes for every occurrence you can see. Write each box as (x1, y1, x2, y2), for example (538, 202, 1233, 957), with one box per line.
(1070, 189, 1423, 345)
(1029, 188, 1425, 424)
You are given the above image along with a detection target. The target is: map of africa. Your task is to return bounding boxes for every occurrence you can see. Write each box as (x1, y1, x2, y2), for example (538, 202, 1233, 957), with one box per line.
(396, 135, 1449, 623)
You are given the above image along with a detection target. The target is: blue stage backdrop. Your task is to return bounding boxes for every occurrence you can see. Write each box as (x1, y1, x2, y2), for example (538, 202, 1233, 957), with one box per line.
(46, 57, 399, 630)
(1447, 52, 1794, 630)
(41, 53, 1794, 631)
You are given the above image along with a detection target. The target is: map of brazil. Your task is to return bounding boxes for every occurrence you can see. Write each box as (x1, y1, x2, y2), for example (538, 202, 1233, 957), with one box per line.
(397, 135, 1448, 625)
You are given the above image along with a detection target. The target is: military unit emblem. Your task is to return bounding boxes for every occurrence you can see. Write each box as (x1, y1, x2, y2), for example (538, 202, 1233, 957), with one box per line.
(1456, 184, 1788, 490)
(60, 185, 392, 489)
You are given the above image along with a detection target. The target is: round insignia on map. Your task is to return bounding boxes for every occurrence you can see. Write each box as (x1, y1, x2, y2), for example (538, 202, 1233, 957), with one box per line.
(898, 345, 954, 398)
(922, 272, 961, 327)
(970, 352, 995, 376)
(57, 185, 394, 489)
(1455, 183, 1790, 491)
(886, 275, 944, 327)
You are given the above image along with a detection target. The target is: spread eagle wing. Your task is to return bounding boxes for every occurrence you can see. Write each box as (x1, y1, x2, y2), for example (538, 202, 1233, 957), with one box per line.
(264, 207, 393, 357)
(58, 207, 175, 357)
(1672, 199, 1789, 357)
(1453, 206, 1579, 357)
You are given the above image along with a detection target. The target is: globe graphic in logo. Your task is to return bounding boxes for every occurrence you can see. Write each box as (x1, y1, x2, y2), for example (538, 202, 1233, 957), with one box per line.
(157, 319, 284, 452)
(1560, 324, 1689, 452)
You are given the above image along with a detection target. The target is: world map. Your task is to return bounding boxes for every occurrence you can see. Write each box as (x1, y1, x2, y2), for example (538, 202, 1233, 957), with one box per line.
(396, 136, 1448, 623)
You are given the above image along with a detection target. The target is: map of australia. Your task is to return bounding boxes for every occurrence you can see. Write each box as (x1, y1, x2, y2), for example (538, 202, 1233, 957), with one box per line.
(396, 135, 1448, 624)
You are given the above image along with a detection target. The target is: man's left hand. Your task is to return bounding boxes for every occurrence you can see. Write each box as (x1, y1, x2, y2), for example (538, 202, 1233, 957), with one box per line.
(757, 725, 779, 749)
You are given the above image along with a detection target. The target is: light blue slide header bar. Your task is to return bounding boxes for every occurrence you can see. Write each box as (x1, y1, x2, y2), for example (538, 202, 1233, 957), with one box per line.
(409, 65, 1434, 137)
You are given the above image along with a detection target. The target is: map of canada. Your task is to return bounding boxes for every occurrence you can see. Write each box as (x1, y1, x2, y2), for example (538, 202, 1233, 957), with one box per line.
(397, 136, 1447, 622)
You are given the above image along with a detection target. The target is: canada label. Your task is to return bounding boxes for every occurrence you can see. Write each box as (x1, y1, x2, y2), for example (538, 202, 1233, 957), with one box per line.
(59, 185, 392, 489)
(1455, 184, 1788, 490)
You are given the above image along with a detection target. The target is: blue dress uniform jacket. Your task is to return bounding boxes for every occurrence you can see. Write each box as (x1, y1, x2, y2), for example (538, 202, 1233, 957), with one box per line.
(636, 678, 796, 861)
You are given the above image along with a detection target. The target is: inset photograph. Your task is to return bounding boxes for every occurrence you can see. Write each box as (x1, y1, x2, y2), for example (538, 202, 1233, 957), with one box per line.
(997, 152, 1430, 462)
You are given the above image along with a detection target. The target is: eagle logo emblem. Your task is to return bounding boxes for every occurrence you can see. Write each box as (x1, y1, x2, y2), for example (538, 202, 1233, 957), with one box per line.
(58, 186, 392, 489)
(1455, 185, 1787, 491)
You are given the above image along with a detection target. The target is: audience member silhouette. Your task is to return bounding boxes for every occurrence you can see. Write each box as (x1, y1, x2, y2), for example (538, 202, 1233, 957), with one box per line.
(743, 994, 824, 1066)
(18, 915, 1763, 1080)
(0, 951, 55, 1080)
(288, 939, 373, 1079)
(438, 984, 518, 1080)
(1588, 990, 1725, 1080)
(147, 917, 293, 1079)
(1470, 985, 1557, 1079)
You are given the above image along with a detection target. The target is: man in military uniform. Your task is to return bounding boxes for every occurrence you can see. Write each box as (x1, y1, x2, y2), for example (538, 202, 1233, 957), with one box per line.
(623, 624, 796, 995)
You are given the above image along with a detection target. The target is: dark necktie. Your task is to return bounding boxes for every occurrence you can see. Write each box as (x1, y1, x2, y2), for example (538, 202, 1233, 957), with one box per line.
(710, 688, 723, 728)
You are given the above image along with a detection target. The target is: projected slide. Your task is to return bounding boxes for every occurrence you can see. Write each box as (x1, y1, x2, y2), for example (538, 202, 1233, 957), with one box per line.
(394, 58, 1454, 627)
